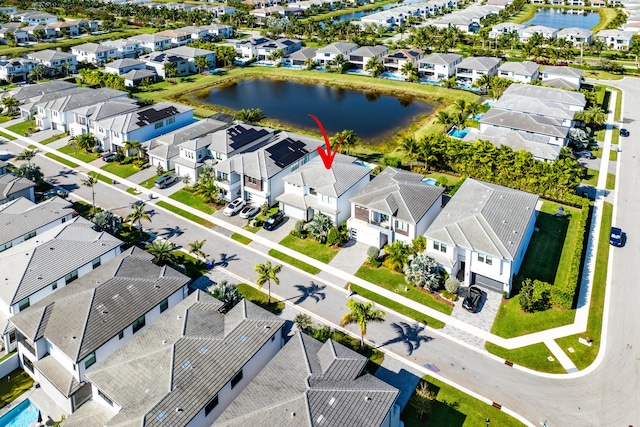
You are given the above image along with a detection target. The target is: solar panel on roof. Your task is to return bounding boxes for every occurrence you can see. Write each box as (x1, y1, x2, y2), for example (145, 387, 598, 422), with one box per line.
(135, 106, 180, 127)
(228, 127, 269, 150)
(266, 138, 309, 168)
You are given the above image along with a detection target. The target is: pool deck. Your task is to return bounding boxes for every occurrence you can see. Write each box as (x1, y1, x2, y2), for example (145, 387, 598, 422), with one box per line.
(0, 385, 66, 425)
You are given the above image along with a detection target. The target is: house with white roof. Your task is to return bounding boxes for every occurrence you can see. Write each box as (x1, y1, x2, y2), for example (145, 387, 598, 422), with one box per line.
(0, 24, 29, 45)
(315, 42, 358, 66)
(501, 84, 586, 111)
(232, 37, 272, 59)
(488, 22, 523, 38)
(214, 131, 320, 206)
(60, 290, 284, 426)
(492, 93, 578, 126)
(139, 46, 216, 78)
(479, 108, 570, 145)
(197, 23, 234, 39)
(10, 11, 57, 25)
(455, 56, 501, 84)
(0, 174, 35, 205)
(347, 167, 445, 249)
(540, 66, 583, 90)
(25, 49, 77, 75)
(103, 58, 146, 76)
(424, 179, 539, 295)
(595, 29, 633, 50)
(497, 60, 540, 83)
(518, 25, 558, 43)
(100, 38, 142, 58)
(154, 28, 193, 47)
(128, 34, 172, 52)
(348, 45, 388, 70)
(71, 43, 120, 66)
(214, 332, 401, 427)
(0, 58, 33, 83)
(557, 27, 593, 46)
(69, 98, 140, 138)
(9, 247, 191, 414)
(256, 38, 302, 61)
(418, 53, 462, 81)
(463, 127, 561, 161)
(277, 154, 371, 225)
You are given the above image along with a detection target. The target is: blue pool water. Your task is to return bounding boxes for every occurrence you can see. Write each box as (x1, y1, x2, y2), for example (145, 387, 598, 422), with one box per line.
(0, 399, 39, 427)
(381, 72, 404, 81)
(483, 101, 495, 107)
(449, 128, 470, 139)
(473, 113, 483, 120)
(422, 178, 438, 186)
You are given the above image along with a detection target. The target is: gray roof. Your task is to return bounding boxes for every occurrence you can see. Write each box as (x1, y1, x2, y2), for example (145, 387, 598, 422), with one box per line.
(541, 65, 583, 79)
(26, 49, 76, 62)
(425, 179, 539, 260)
(557, 27, 593, 38)
(502, 84, 586, 108)
(122, 68, 156, 82)
(288, 47, 317, 60)
(128, 33, 171, 43)
(0, 196, 74, 248)
(205, 123, 273, 155)
(161, 46, 215, 59)
(541, 77, 580, 91)
(35, 354, 82, 398)
(349, 167, 443, 224)
(95, 102, 193, 135)
(497, 60, 539, 76)
(456, 56, 501, 71)
(71, 42, 115, 54)
(100, 38, 140, 49)
(72, 99, 139, 122)
(10, 247, 190, 363)
(463, 127, 561, 161)
(0, 217, 122, 306)
(492, 93, 576, 121)
(520, 25, 557, 35)
(155, 117, 228, 146)
(595, 29, 633, 40)
(0, 174, 34, 200)
(349, 45, 388, 58)
(6, 80, 77, 102)
(420, 52, 462, 66)
(35, 87, 127, 114)
(480, 108, 569, 138)
(317, 42, 357, 55)
(214, 333, 399, 427)
(104, 58, 145, 70)
(82, 291, 283, 427)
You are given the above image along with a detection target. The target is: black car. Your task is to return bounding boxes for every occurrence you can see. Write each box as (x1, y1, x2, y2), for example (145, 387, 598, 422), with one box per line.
(263, 211, 284, 230)
(620, 128, 630, 137)
(463, 286, 483, 312)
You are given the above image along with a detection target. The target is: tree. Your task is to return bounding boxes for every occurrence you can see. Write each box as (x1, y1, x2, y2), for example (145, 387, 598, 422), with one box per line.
(164, 61, 178, 79)
(70, 133, 96, 152)
(411, 235, 426, 254)
(13, 163, 43, 184)
(208, 280, 242, 310)
(28, 64, 46, 82)
(329, 53, 347, 73)
(123, 140, 143, 159)
(194, 179, 220, 204)
(235, 108, 266, 123)
(435, 110, 451, 129)
(304, 57, 317, 71)
(400, 136, 419, 169)
(410, 381, 436, 421)
(333, 129, 359, 155)
(188, 239, 206, 261)
(92, 210, 122, 235)
(194, 55, 210, 73)
(293, 313, 313, 332)
(365, 56, 384, 77)
(145, 239, 177, 265)
(400, 62, 419, 82)
(268, 48, 285, 63)
(367, 246, 380, 262)
(445, 277, 460, 294)
(16, 148, 40, 165)
(33, 29, 46, 42)
(125, 202, 151, 240)
(307, 213, 333, 243)
(403, 251, 441, 291)
(81, 175, 98, 217)
(1, 96, 18, 114)
(341, 299, 385, 349)
(383, 240, 410, 272)
(254, 260, 282, 304)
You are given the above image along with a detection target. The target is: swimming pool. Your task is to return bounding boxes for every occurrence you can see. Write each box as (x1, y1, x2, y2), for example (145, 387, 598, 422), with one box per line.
(422, 178, 438, 186)
(449, 128, 470, 139)
(380, 72, 404, 81)
(483, 100, 495, 107)
(0, 399, 39, 427)
(473, 113, 483, 120)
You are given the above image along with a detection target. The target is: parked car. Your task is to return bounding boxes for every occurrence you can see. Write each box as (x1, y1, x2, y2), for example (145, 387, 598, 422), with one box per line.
(463, 286, 483, 312)
(263, 211, 284, 230)
(620, 128, 629, 137)
(239, 204, 260, 219)
(223, 198, 246, 216)
(101, 152, 117, 162)
(610, 226, 624, 247)
(154, 173, 179, 189)
(575, 150, 595, 160)
(0, 151, 13, 160)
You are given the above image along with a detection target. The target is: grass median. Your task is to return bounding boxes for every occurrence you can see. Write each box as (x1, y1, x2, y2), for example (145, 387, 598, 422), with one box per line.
(45, 152, 79, 168)
(237, 283, 284, 315)
(484, 342, 565, 374)
(268, 248, 321, 275)
(231, 233, 253, 245)
(279, 235, 340, 264)
(156, 200, 215, 228)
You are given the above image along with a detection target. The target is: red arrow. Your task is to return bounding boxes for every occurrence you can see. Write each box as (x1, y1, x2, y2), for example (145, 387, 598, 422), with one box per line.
(308, 114, 343, 170)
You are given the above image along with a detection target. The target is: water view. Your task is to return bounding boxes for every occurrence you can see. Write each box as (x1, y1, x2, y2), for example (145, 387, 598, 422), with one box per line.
(334, 0, 427, 23)
(196, 79, 436, 143)
(523, 8, 600, 30)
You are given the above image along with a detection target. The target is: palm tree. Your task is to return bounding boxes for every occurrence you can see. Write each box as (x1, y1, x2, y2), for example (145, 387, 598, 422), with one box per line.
(1, 96, 18, 114)
(81, 175, 98, 217)
(208, 280, 242, 310)
(194, 179, 219, 204)
(28, 64, 46, 82)
(70, 133, 96, 152)
(123, 140, 142, 158)
(365, 56, 384, 78)
(194, 55, 210, 73)
(304, 57, 317, 71)
(383, 240, 410, 272)
(440, 76, 457, 89)
(334, 129, 359, 155)
(164, 61, 178, 79)
(235, 108, 266, 123)
(435, 110, 451, 130)
(16, 148, 40, 165)
(400, 62, 418, 82)
(400, 136, 419, 169)
(419, 135, 439, 171)
(474, 73, 493, 92)
(254, 260, 282, 304)
(453, 99, 467, 114)
(145, 239, 177, 265)
(188, 239, 206, 261)
(341, 299, 385, 349)
(307, 213, 333, 243)
(268, 49, 285, 63)
(125, 202, 151, 240)
(329, 54, 347, 73)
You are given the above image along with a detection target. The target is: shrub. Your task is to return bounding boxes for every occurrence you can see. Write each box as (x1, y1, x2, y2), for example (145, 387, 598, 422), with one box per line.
(404, 252, 441, 291)
(411, 236, 426, 254)
(444, 277, 460, 294)
(382, 155, 402, 168)
(326, 227, 341, 246)
(441, 290, 457, 301)
(156, 164, 165, 176)
(519, 278, 551, 313)
(290, 219, 306, 238)
(367, 246, 380, 260)
(368, 258, 382, 268)
(436, 176, 449, 187)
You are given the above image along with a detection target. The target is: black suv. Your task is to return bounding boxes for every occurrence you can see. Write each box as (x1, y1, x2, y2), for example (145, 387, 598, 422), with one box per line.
(463, 286, 483, 312)
(263, 211, 284, 230)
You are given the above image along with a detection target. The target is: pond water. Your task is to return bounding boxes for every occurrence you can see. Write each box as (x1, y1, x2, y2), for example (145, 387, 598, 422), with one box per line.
(523, 8, 600, 30)
(195, 79, 436, 143)
(334, 0, 427, 22)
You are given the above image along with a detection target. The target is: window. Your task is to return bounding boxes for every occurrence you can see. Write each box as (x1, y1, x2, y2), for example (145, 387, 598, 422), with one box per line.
(22, 355, 33, 373)
(98, 389, 113, 406)
(231, 370, 243, 388)
(23, 231, 36, 241)
(65, 270, 78, 284)
(132, 315, 146, 334)
(51, 282, 57, 290)
(477, 252, 493, 265)
(166, 117, 175, 125)
(433, 241, 447, 253)
(84, 352, 96, 369)
(118, 330, 124, 340)
(92, 257, 101, 269)
(160, 298, 168, 313)
(395, 220, 409, 232)
(0, 242, 12, 252)
(154, 121, 164, 129)
(247, 176, 258, 185)
(18, 298, 30, 311)
(320, 194, 333, 205)
(204, 395, 219, 416)
(215, 152, 222, 160)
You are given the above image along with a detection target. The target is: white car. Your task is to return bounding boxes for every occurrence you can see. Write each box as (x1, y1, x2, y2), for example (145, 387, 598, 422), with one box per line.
(223, 198, 246, 216)
(239, 204, 260, 219)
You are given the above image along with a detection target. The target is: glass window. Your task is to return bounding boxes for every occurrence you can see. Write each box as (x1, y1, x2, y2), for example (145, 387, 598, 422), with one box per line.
(478, 252, 493, 265)
(51, 282, 57, 290)
(65, 270, 78, 284)
(204, 395, 219, 416)
(23, 231, 36, 241)
(154, 121, 163, 129)
(0, 242, 12, 252)
(92, 257, 101, 269)
(395, 220, 408, 232)
(160, 298, 168, 313)
(84, 352, 96, 369)
(433, 241, 447, 252)
(132, 315, 146, 334)
(98, 389, 113, 406)
(118, 330, 124, 340)
(18, 298, 30, 311)
(166, 117, 175, 125)
(231, 370, 243, 388)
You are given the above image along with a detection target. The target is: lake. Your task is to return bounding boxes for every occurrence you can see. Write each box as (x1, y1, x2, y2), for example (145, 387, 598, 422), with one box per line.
(195, 79, 436, 143)
(523, 8, 600, 30)
(334, 0, 426, 23)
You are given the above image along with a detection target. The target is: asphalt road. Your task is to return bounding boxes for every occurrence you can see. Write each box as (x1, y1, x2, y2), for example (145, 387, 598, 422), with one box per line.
(2, 78, 639, 426)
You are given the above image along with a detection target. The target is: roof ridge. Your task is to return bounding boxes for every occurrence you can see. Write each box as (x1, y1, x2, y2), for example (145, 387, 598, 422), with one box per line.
(472, 214, 504, 257)
(75, 287, 99, 362)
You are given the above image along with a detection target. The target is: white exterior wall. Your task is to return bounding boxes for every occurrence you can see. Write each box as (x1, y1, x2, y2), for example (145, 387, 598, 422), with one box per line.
(334, 174, 369, 225)
(4, 215, 74, 251)
(47, 340, 80, 382)
(37, 372, 73, 414)
(282, 203, 306, 221)
(415, 198, 443, 237)
(469, 250, 510, 288)
(91, 383, 122, 412)
(510, 207, 538, 278)
(175, 163, 198, 183)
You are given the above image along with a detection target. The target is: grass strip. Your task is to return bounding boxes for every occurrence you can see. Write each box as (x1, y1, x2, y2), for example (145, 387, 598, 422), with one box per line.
(237, 283, 284, 315)
(45, 152, 79, 168)
(58, 144, 98, 163)
(156, 200, 215, 228)
(268, 248, 321, 275)
(279, 235, 340, 264)
(88, 171, 113, 184)
(101, 161, 140, 179)
(39, 132, 67, 145)
(0, 130, 15, 140)
(484, 342, 566, 374)
(169, 189, 217, 214)
(231, 232, 253, 245)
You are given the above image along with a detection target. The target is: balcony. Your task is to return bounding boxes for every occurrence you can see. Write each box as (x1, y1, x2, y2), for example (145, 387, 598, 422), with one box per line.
(369, 219, 390, 230)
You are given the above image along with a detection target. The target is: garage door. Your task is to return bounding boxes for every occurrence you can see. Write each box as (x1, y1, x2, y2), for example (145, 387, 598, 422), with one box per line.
(472, 273, 504, 294)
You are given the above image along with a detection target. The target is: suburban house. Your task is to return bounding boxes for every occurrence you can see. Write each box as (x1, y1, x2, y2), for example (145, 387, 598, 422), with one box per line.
(348, 45, 388, 70)
(139, 46, 216, 78)
(128, 34, 172, 52)
(103, 58, 146, 76)
(71, 43, 120, 66)
(491, 93, 577, 127)
(214, 333, 401, 427)
(488, 22, 523, 38)
(284, 47, 317, 67)
(0, 217, 122, 354)
(424, 179, 539, 295)
(10, 11, 57, 24)
(556, 27, 593, 46)
(0, 174, 35, 205)
(479, 108, 570, 145)
(418, 53, 462, 81)
(0, 58, 33, 83)
(95, 102, 194, 153)
(232, 37, 271, 59)
(35, 87, 129, 132)
(9, 247, 191, 415)
(540, 66, 583, 90)
(68, 98, 140, 138)
(154, 29, 193, 47)
(382, 48, 424, 73)
(25, 23, 57, 41)
(60, 290, 285, 426)
(463, 127, 562, 162)
(277, 154, 371, 225)
(501, 84, 586, 111)
(256, 38, 302, 60)
(197, 23, 234, 39)
(25, 50, 77, 75)
(432, 15, 477, 33)
(347, 167, 445, 249)
(214, 131, 320, 206)
(0, 196, 75, 253)
(518, 25, 558, 43)
(100, 38, 142, 58)
(455, 56, 501, 84)
(314, 42, 358, 66)
(46, 20, 81, 37)
(6, 80, 76, 104)
(0, 24, 29, 45)
(595, 29, 633, 50)
(496, 61, 540, 83)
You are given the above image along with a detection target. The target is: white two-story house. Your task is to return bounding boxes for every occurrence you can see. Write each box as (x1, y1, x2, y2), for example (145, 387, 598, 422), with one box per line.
(540, 65, 583, 90)
(71, 43, 120, 66)
(26, 50, 77, 75)
(418, 53, 462, 81)
(496, 60, 540, 83)
(455, 56, 501, 85)
(68, 98, 140, 138)
(557, 27, 593, 46)
(488, 22, 523, 39)
(518, 25, 558, 43)
(232, 37, 272, 59)
(314, 42, 358, 66)
(100, 38, 142, 58)
(128, 34, 172, 53)
(595, 29, 633, 50)
(425, 179, 539, 295)
(348, 45, 388, 71)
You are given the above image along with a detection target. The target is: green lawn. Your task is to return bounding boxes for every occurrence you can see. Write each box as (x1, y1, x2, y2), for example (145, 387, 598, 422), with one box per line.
(168, 189, 218, 214)
(355, 265, 454, 315)
(582, 168, 599, 186)
(279, 235, 340, 264)
(45, 152, 79, 168)
(401, 376, 524, 427)
(0, 130, 16, 140)
(268, 248, 321, 275)
(0, 115, 10, 124)
(606, 172, 616, 190)
(237, 283, 284, 315)
(139, 171, 174, 189)
(6, 120, 35, 136)
(156, 200, 215, 228)
(484, 342, 566, 374)
(491, 298, 576, 338)
(58, 144, 99, 163)
(582, 70, 624, 80)
(349, 283, 445, 329)
(609, 149, 618, 162)
(555, 202, 612, 369)
(88, 171, 113, 185)
(0, 369, 34, 408)
(231, 232, 253, 245)
(39, 132, 68, 145)
(101, 162, 140, 179)
(171, 252, 208, 280)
